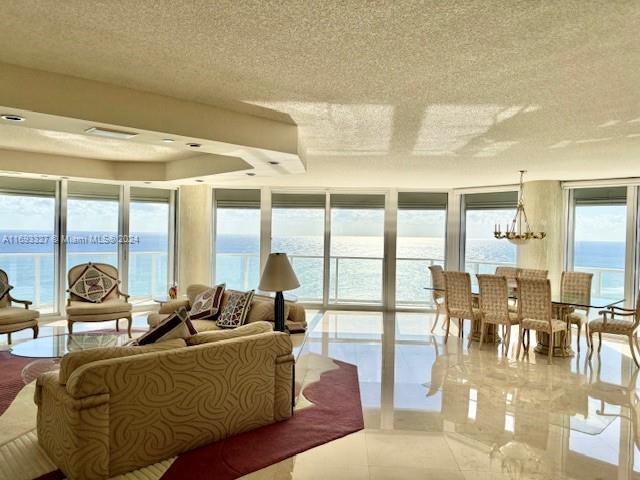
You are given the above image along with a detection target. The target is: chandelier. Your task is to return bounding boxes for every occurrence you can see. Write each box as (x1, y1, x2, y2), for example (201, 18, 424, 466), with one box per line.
(494, 170, 546, 244)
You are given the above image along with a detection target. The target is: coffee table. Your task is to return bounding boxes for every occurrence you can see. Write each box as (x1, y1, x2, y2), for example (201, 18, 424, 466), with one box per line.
(11, 333, 131, 383)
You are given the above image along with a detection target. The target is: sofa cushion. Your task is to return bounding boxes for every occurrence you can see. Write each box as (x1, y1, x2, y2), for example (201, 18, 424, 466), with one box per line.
(187, 321, 273, 346)
(136, 307, 197, 345)
(217, 290, 254, 329)
(189, 284, 225, 320)
(245, 299, 290, 324)
(58, 338, 187, 385)
(0, 306, 39, 325)
(67, 298, 132, 316)
(67, 263, 118, 303)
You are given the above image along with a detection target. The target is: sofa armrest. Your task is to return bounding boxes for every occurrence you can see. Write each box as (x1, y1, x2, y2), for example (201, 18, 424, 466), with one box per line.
(159, 299, 191, 314)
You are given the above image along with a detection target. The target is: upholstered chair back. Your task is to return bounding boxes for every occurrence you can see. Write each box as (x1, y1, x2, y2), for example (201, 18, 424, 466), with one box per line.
(428, 265, 445, 301)
(518, 268, 548, 280)
(495, 266, 519, 282)
(67, 263, 120, 302)
(443, 271, 474, 318)
(561, 271, 593, 314)
(477, 274, 510, 323)
(517, 278, 552, 323)
(0, 269, 10, 308)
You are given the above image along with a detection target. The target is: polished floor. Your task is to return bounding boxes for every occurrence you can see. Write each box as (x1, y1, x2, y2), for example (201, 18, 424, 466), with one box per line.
(2, 312, 639, 480)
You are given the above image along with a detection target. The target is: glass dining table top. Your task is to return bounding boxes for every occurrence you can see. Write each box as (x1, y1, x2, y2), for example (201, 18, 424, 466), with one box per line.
(425, 286, 624, 310)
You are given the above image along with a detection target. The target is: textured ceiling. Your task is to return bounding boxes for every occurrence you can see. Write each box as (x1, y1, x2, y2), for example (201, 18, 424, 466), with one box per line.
(0, 1, 638, 187)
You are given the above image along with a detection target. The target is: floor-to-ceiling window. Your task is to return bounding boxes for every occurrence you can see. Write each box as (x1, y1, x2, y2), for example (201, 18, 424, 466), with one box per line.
(0, 177, 57, 313)
(66, 182, 120, 276)
(129, 187, 172, 303)
(396, 192, 447, 306)
(463, 191, 518, 279)
(271, 193, 325, 302)
(570, 187, 627, 302)
(213, 189, 261, 290)
(329, 194, 385, 304)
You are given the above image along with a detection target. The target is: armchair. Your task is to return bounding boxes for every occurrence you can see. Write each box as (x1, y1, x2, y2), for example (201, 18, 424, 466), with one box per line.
(0, 269, 39, 344)
(65, 263, 133, 337)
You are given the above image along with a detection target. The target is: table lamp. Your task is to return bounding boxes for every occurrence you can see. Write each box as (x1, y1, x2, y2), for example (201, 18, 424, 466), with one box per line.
(259, 253, 300, 332)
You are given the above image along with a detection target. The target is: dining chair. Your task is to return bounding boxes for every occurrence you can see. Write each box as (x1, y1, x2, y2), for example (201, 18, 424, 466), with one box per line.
(443, 271, 480, 344)
(588, 293, 640, 368)
(561, 271, 593, 352)
(516, 278, 568, 364)
(428, 265, 446, 333)
(495, 266, 519, 311)
(477, 274, 519, 353)
(518, 269, 548, 280)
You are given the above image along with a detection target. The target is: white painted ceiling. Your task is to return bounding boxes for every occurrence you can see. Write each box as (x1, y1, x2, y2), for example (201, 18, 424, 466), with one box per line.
(0, 1, 638, 188)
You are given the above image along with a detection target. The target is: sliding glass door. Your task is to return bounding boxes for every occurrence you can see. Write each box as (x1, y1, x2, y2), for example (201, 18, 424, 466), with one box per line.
(272, 193, 325, 301)
(129, 187, 171, 304)
(396, 192, 447, 306)
(66, 182, 120, 276)
(329, 194, 385, 304)
(570, 187, 627, 301)
(0, 177, 57, 313)
(463, 191, 518, 281)
(213, 189, 261, 290)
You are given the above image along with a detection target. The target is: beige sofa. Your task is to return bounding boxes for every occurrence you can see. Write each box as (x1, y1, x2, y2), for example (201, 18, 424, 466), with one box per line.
(35, 322, 293, 480)
(148, 284, 307, 332)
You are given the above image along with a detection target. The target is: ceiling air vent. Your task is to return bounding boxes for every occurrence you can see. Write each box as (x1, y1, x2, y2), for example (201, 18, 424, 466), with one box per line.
(85, 127, 138, 140)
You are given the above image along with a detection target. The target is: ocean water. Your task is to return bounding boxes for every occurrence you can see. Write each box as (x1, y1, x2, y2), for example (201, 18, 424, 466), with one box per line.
(0, 230, 626, 310)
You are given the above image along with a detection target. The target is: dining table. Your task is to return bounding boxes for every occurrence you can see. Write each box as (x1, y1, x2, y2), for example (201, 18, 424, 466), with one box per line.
(425, 284, 624, 357)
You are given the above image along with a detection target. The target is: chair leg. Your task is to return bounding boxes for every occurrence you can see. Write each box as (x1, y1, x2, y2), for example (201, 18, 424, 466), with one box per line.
(127, 316, 133, 338)
(7, 332, 11, 345)
(478, 320, 486, 350)
(115, 319, 120, 332)
(586, 323, 591, 349)
(505, 327, 511, 357)
(431, 306, 440, 333)
(629, 334, 640, 368)
(458, 318, 463, 338)
(444, 315, 451, 344)
(33, 324, 39, 339)
(548, 331, 554, 365)
(516, 327, 523, 359)
(576, 322, 581, 353)
(68, 320, 74, 335)
(598, 333, 603, 353)
(588, 332, 594, 360)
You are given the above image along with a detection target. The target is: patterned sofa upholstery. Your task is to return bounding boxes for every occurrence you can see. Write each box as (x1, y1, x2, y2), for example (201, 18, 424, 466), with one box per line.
(148, 283, 307, 333)
(35, 327, 294, 480)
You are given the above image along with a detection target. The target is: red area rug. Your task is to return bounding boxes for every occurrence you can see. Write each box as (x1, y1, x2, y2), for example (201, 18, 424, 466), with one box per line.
(11, 357, 363, 480)
(0, 351, 36, 415)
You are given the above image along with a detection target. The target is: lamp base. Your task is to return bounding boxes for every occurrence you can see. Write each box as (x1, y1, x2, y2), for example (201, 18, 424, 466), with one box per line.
(274, 291, 285, 332)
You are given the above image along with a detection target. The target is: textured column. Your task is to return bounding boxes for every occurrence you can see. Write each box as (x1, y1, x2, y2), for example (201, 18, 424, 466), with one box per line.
(178, 185, 212, 293)
(516, 181, 564, 292)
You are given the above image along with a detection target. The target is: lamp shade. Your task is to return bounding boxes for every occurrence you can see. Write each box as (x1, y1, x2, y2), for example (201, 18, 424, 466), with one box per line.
(259, 253, 300, 292)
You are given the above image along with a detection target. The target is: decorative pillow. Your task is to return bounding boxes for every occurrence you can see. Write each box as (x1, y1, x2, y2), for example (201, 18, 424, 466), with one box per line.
(68, 263, 118, 303)
(136, 307, 197, 345)
(0, 277, 12, 300)
(189, 284, 225, 320)
(216, 290, 255, 329)
(245, 299, 290, 324)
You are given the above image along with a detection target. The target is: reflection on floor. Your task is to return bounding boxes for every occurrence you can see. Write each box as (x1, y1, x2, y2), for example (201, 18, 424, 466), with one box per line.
(2, 311, 639, 479)
(246, 311, 640, 480)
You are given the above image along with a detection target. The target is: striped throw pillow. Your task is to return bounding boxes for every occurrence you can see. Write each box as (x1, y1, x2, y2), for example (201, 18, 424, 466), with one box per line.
(136, 307, 197, 345)
(189, 284, 225, 320)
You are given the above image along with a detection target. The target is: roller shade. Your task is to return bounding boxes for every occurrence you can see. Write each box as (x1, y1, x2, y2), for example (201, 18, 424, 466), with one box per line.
(215, 189, 260, 208)
(330, 194, 385, 209)
(68, 181, 120, 200)
(272, 193, 325, 208)
(0, 176, 56, 196)
(464, 191, 518, 210)
(131, 187, 173, 202)
(573, 187, 627, 205)
(398, 192, 448, 210)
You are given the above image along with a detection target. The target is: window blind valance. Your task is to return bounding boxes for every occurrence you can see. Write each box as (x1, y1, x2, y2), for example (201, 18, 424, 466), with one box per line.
(272, 193, 326, 209)
(330, 194, 385, 209)
(464, 191, 518, 210)
(398, 192, 448, 210)
(0, 176, 56, 196)
(214, 189, 261, 208)
(573, 187, 627, 205)
(130, 187, 173, 202)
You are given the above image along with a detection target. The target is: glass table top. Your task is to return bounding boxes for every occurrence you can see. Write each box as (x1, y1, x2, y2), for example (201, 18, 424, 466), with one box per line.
(10, 333, 132, 358)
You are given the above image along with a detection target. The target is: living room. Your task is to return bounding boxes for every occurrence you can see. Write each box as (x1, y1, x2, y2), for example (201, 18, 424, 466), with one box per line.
(1, 1, 640, 479)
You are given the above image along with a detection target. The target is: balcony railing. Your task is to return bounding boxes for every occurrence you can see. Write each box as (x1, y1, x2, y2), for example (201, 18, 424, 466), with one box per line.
(0, 251, 168, 311)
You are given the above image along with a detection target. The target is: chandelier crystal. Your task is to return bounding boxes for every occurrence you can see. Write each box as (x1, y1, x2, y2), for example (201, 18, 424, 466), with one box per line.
(494, 170, 546, 245)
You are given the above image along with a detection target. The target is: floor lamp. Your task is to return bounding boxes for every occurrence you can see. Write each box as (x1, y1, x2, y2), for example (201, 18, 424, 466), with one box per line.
(259, 253, 300, 332)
